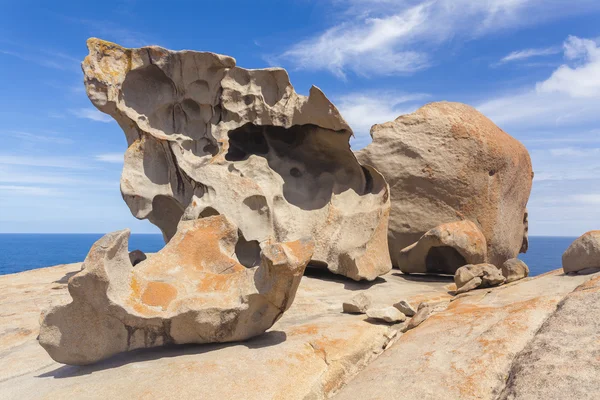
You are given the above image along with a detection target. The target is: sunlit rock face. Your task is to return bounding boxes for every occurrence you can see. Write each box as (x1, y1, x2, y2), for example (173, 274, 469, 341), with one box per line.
(82, 38, 391, 281)
(38, 215, 314, 366)
(357, 102, 533, 270)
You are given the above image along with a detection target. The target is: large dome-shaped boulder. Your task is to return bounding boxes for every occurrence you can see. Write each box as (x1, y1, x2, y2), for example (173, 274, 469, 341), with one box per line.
(356, 102, 532, 269)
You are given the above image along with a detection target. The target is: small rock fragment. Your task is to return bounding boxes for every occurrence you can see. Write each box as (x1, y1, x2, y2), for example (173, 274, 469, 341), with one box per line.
(366, 307, 406, 323)
(454, 263, 506, 294)
(343, 293, 372, 314)
(393, 300, 416, 317)
(406, 305, 432, 330)
(501, 258, 529, 283)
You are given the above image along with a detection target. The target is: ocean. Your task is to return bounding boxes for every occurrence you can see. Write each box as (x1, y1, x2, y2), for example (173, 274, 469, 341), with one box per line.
(0, 234, 574, 277)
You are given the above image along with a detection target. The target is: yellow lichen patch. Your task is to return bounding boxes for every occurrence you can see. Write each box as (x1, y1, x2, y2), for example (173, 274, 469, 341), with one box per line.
(141, 281, 178, 309)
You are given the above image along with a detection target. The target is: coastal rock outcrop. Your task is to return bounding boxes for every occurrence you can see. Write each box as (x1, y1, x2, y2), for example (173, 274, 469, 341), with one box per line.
(397, 220, 487, 275)
(38, 215, 313, 365)
(82, 38, 391, 281)
(501, 258, 529, 283)
(562, 231, 600, 274)
(454, 263, 506, 294)
(356, 102, 533, 270)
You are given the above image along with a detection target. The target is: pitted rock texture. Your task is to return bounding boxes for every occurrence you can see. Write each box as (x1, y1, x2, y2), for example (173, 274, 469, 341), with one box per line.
(356, 102, 532, 269)
(38, 215, 313, 365)
(397, 220, 487, 275)
(562, 230, 600, 273)
(82, 38, 391, 281)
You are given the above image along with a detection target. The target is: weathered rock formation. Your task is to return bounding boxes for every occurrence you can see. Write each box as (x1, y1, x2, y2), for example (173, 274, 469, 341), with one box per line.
(501, 258, 529, 283)
(82, 38, 391, 281)
(38, 215, 313, 365)
(563, 231, 600, 274)
(356, 102, 533, 270)
(397, 220, 487, 274)
(454, 263, 506, 294)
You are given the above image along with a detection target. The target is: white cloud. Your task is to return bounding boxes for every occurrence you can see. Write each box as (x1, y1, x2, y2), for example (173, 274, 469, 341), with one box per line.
(536, 36, 600, 98)
(497, 47, 560, 64)
(335, 92, 428, 148)
(571, 194, 600, 205)
(96, 153, 123, 163)
(69, 108, 113, 123)
(478, 36, 600, 129)
(277, 0, 600, 78)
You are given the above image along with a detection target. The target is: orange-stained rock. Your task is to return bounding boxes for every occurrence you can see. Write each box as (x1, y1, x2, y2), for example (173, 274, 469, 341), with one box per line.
(38, 215, 313, 365)
(398, 220, 487, 275)
(82, 38, 391, 281)
(357, 102, 533, 269)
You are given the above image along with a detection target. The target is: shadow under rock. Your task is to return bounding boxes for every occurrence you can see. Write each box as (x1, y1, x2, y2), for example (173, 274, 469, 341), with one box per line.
(36, 330, 286, 379)
(304, 265, 386, 290)
(391, 272, 454, 283)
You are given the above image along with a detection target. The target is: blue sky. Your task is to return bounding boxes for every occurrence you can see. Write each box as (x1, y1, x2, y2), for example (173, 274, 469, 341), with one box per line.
(1, 0, 599, 236)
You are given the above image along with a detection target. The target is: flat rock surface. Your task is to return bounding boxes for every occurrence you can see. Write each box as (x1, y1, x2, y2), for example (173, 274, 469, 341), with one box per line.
(333, 270, 600, 400)
(0, 263, 452, 399)
(498, 274, 600, 400)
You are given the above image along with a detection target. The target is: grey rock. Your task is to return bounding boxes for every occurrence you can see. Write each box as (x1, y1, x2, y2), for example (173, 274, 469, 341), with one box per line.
(406, 305, 431, 330)
(392, 300, 416, 316)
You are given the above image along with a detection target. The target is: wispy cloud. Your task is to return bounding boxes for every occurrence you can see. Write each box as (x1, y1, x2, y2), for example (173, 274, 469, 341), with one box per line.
(69, 108, 113, 123)
(0, 185, 62, 196)
(96, 153, 123, 163)
(335, 91, 428, 148)
(0, 155, 91, 169)
(4, 131, 73, 145)
(276, 0, 600, 78)
(496, 47, 560, 65)
(0, 46, 80, 72)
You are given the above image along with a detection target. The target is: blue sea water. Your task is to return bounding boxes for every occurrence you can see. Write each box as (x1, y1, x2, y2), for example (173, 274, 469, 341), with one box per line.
(0, 234, 575, 277)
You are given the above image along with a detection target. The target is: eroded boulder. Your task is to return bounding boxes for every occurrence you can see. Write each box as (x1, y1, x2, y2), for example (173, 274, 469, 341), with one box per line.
(454, 263, 506, 294)
(366, 307, 406, 323)
(397, 220, 487, 275)
(356, 102, 533, 268)
(38, 215, 313, 365)
(501, 258, 529, 283)
(82, 38, 391, 281)
(563, 231, 600, 274)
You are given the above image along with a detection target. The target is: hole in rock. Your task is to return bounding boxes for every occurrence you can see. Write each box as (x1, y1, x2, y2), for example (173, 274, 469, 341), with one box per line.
(149, 195, 185, 243)
(489, 170, 496, 176)
(425, 246, 467, 275)
(224, 123, 373, 210)
(199, 207, 220, 218)
(235, 230, 262, 268)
